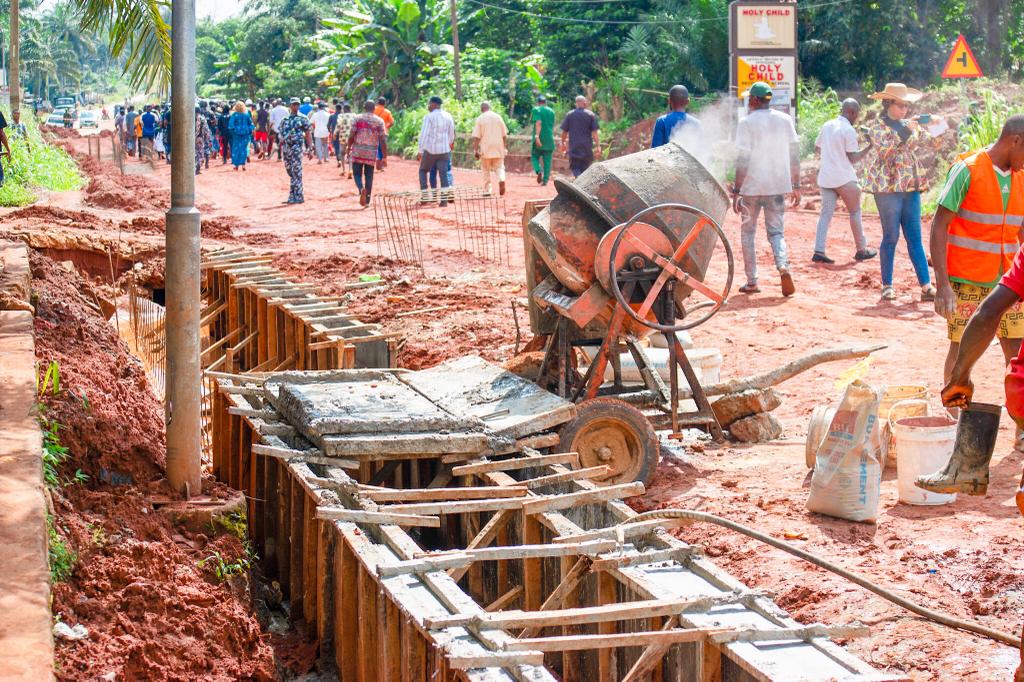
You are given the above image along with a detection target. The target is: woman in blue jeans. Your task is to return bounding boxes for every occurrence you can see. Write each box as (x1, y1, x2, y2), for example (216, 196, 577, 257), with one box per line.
(863, 83, 947, 301)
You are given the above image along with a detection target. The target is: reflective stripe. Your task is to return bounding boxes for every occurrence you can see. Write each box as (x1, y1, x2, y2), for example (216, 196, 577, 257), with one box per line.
(957, 207, 1024, 226)
(949, 234, 1020, 254)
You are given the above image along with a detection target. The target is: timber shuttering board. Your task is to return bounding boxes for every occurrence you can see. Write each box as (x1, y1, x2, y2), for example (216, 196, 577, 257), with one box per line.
(210, 368, 908, 682)
(201, 247, 398, 375)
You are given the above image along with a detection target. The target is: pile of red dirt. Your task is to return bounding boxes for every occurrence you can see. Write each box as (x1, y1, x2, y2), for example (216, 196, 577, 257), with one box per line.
(71, 152, 171, 213)
(42, 125, 82, 139)
(8, 205, 113, 231)
(31, 251, 275, 681)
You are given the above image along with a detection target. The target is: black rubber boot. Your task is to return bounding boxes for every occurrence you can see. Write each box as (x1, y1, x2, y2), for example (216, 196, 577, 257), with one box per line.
(915, 402, 1001, 496)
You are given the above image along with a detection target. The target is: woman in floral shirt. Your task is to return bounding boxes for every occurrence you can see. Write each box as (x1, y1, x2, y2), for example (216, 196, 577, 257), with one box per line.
(864, 83, 947, 301)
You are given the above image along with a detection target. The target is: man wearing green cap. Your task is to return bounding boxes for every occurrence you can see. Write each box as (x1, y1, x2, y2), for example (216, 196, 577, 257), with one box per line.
(732, 81, 801, 297)
(531, 95, 555, 185)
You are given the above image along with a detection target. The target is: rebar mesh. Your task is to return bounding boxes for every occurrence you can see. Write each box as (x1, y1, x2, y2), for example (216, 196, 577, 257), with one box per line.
(373, 186, 514, 267)
(123, 278, 214, 464)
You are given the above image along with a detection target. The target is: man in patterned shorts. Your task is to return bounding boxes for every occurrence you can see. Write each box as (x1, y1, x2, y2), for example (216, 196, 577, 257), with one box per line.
(931, 116, 1024, 447)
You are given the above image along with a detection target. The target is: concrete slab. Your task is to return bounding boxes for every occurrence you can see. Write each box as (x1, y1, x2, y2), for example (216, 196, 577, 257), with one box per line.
(400, 355, 575, 440)
(264, 371, 488, 456)
(0, 241, 54, 681)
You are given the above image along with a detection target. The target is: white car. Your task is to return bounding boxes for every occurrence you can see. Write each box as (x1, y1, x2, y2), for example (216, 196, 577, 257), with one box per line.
(79, 111, 98, 129)
(45, 111, 66, 126)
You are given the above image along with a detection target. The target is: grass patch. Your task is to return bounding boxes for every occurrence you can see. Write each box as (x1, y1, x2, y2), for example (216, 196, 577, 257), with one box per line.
(0, 108, 84, 207)
(796, 80, 840, 160)
(47, 516, 76, 583)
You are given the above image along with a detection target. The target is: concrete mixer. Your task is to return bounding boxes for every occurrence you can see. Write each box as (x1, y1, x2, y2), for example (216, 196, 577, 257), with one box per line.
(523, 142, 734, 485)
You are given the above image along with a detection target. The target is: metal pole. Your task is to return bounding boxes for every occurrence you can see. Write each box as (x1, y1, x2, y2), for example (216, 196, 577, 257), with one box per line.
(449, 0, 462, 100)
(9, 0, 20, 114)
(165, 0, 202, 497)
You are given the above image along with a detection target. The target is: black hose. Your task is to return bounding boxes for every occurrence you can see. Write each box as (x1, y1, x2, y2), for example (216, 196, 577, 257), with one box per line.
(624, 509, 1021, 648)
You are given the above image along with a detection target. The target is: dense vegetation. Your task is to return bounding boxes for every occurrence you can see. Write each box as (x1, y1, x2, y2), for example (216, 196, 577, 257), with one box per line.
(0, 107, 84, 206)
(189, 0, 1024, 128)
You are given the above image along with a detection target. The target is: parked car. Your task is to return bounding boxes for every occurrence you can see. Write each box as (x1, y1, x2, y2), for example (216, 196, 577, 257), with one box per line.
(45, 111, 66, 126)
(55, 97, 76, 109)
(79, 111, 99, 129)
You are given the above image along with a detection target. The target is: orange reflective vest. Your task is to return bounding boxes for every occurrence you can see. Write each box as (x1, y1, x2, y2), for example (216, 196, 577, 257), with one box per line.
(947, 150, 1024, 286)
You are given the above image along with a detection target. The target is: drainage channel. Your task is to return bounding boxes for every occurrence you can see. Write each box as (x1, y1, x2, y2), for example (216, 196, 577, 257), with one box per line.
(209, 359, 905, 682)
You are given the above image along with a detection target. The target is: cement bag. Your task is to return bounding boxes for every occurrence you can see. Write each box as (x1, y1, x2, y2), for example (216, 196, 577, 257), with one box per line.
(806, 380, 885, 523)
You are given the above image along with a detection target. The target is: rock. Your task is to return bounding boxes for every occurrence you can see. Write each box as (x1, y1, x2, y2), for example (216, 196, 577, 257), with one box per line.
(712, 388, 782, 427)
(729, 412, 783, 443)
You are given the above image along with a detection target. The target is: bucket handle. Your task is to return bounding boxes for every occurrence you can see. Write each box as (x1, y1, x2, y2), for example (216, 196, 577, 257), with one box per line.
(887, 398, 931, 431)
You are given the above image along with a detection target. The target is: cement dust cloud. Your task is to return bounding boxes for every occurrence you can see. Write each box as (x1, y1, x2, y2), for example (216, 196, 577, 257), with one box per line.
(670, 96, 739, 182)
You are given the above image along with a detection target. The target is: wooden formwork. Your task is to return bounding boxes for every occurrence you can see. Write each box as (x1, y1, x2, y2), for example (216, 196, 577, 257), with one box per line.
(211, 369, 906, 682)
(201, 247, 398, 376)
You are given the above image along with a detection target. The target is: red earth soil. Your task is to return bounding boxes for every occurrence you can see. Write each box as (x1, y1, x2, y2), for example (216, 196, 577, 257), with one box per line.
(11, 133, 1022, 679)
(31, 251, 276, 681)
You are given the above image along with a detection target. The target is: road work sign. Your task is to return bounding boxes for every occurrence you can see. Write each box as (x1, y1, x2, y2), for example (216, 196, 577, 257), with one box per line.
(942, 34, 983, 79)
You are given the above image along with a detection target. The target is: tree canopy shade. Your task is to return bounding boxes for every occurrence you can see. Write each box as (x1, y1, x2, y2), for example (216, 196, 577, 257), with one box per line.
(72, 0, 171, 91)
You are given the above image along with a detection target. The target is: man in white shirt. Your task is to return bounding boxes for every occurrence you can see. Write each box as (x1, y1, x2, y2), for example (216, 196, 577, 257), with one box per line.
(731, 82, 800, 297)
(310, 102, 332, 164)
(268, 98, 290, 161)
(471, 101, 508, 196)
(417, 95, 456, 206)
(813, 99, 876, 264)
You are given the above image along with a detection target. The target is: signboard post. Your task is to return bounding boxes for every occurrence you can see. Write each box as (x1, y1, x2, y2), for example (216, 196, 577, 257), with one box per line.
(729, 0, 799, 119)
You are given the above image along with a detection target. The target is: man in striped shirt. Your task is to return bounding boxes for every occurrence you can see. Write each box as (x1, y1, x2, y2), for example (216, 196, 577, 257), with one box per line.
(417, 96, 455, 207)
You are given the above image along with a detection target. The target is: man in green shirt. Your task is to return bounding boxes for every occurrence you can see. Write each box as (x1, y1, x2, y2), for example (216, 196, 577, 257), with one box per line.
(930, 120, 1024, 417)
(531, 94, 555, 186)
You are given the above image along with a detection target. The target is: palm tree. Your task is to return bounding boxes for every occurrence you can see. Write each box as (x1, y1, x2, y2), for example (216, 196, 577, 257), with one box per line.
(7, 0, 171, 111)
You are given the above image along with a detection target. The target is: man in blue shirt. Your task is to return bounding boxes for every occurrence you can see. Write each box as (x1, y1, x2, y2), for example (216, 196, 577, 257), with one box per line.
(299, 97, 314, 117)
(651, 85, 702, 148)
(140, 105, 158, 160)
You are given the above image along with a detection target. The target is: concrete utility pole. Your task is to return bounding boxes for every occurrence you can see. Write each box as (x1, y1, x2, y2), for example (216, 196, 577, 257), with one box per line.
(165, 0, 202, 497)
(9, 0, 19, 113)
(449, 0, 462, 100)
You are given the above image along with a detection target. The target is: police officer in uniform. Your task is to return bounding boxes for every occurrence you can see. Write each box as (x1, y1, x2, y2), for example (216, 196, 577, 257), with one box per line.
(279, 97, 313, 204)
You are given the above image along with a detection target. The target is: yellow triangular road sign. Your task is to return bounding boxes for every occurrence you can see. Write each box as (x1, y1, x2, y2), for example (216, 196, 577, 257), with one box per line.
(942, 34, 983, 79)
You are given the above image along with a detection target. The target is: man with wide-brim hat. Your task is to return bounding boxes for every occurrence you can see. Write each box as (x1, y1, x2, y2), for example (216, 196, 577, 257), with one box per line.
(863, 82, 946, 302)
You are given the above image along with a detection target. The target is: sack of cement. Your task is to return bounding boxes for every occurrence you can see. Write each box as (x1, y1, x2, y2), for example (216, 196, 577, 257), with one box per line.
(806, 380, 885, 523)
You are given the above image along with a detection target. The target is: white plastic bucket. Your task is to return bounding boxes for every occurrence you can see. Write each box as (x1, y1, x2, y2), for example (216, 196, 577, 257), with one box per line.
(892, 416, 958, 505)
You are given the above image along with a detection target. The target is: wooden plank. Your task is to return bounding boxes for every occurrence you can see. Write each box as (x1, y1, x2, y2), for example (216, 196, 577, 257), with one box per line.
(446, 652, 545, 669)
(512, 465, 612, 490)
(418, 539, 615, 564)
(485, 586, 523, 612)
(471, 598, 696, 631)
(589, 547, 700, 572)
(378, 554, 473, 579)
(316, 507, 441, 528)
(289, 475, 305, 620)
(448, 509, 514, 583)
(357, 564, 379, 682)
(598, 570, 617, 681)
(383, 598, 402, 681)
(621, 616, 678, 682)
(361, 487, 528, 503)
(338, 531, 359, 680)
(520, 557, 591, 638)
(522, 482, 645, 515)
(379, 497, 529, 516)
(302, 495, 317, 625)
(315, 520, 332, 647)
(554, 518, 690, 544)
(522, 513, 543, 612)
(451, 452, 580, 476)
(503, 628, 727, 653)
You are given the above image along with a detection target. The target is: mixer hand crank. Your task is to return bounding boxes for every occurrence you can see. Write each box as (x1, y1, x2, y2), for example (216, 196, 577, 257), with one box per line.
(605, 203, 734, 333)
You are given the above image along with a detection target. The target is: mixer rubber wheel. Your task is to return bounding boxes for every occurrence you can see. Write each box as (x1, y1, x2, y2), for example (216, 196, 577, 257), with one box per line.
(559, 398, 659, 486)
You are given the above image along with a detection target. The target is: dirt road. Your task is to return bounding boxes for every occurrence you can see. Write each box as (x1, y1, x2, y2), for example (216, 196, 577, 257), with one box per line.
(13, 138, 1023, 680)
